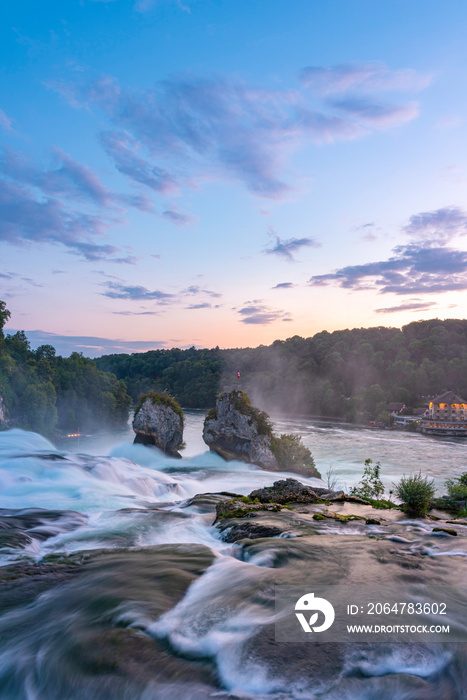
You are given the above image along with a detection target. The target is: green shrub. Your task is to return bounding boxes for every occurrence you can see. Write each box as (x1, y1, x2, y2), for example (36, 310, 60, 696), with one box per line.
(135, 391, 184, 423)
(394, 472, 435, 516)
(206, 406, 218, 421)
(350, 459, 385, 500)
(434, 473, 467, 514)
(231, 390, 272, 436)
(445, 473, 467, 501)
(270, 433, 315, 471)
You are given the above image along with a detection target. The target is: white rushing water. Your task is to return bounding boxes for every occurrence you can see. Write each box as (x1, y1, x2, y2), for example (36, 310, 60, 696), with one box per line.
(1, 413, 467, 563)
(1, 414, 467, 699)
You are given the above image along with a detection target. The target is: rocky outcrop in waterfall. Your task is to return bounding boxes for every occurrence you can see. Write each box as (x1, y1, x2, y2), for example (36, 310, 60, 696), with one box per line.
(133, 392, 184, 457)
(203, 390, 320, 477)
(203, 390, 278, 470)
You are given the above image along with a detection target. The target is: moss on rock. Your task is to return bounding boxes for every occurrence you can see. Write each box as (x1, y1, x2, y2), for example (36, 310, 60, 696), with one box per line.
(135, 391, 184, 423)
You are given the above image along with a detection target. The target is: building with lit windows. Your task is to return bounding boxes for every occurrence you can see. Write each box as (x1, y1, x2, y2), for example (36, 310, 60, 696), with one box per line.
(420, 391, 467, 436)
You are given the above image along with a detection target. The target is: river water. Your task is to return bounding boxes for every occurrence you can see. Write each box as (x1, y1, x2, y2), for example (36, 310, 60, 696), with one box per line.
(1, 414, 467, 699)
(59, 411, 467, 491)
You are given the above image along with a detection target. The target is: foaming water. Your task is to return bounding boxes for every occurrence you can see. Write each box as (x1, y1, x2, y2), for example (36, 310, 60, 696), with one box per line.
(1, 417, 467, 699)
(0, 426, 321, 563)
(147, 554, 282, 695)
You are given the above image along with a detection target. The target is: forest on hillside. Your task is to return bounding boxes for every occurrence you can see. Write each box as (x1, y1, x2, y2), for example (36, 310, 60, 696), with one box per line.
(96, 346, 222, 408)
(3, 295, 466, 434)
(0, 301, 131, 436)
(96, 319, 467, 424)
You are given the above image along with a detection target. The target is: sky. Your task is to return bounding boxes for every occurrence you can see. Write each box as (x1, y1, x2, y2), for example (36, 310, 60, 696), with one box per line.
(1, 0, 467, 357)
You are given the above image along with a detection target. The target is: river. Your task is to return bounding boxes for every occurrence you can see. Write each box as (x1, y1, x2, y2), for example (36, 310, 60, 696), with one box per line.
(0, 414, 467, 699)
(58, 410, 467, 491)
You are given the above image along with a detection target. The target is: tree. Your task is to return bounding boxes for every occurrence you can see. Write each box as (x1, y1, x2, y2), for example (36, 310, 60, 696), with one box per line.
(5, 331, 31, 362)
(36, 345, 56, 361)
(351, 459, 385, 500)
(0, 300, 11, 333)
(271, 433, 316, 471)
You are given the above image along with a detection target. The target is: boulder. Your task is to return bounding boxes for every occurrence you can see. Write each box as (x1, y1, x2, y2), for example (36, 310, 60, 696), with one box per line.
(433, 527, 457, 536)
(220, 522, 284, 543)
(203, 391, 278, 470)
(214, 498, 283, 522)
(249, 478, 319, 505)
(133, 393, 184, 457)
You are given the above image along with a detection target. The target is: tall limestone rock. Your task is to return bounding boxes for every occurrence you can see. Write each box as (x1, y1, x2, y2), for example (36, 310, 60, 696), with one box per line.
(203, 390, 320, 477)
(203, 390, 278, 470)
(133, 392, 184, 458)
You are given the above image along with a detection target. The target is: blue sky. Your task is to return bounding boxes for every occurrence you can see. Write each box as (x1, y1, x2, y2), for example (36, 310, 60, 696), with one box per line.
(2, 0, 467, 356)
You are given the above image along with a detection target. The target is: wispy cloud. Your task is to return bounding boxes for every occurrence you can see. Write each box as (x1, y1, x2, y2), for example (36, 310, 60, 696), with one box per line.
(309, 207, 467, 296)
(0, 147, 148, 261)
(100, 131, 178, 194)
(329, 97, 418, 129)
(0, 109, 12, 131)
(102, 281, 222, 310)
(134, 0, 192, 12)
(310, 243, 467, 295)
(298, 62, 429, 137)
(300, 62, 431, 95)
(21, 277, 43, 288)
(162, 208, 195, 226)
(0, 271, 43, 287)
(272, 282, 295, 289)
(375, 301, 438, 314)
(102, 282, 174, 301)
(113, 310, 160, 315)
(185, 302, 214, 309)
(403, 206, 467, 242)
(237, 302, 292, 325)
(0, 178, 115, 261)
(265, 231, 321, 261)
(51, 62, 426, 201)
(293, 107, 363, 142)
(1, 147, 112, 206)
(355, 222, 378, 241)
(182, 284, 221, 298)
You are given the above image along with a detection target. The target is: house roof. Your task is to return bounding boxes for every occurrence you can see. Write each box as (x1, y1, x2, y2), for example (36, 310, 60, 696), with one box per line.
(432, 390, 467, 405)
(388, 402, 405, 412)
(412, 407, 428, 416)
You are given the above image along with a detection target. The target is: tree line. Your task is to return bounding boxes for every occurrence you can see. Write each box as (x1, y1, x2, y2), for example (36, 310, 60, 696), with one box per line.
(96, 346, 222, 408)
(222, 320, 467, 422)
(96, 319, 467, 424)
(0, 301, 131, 436)
(3, 294, 467, 434)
